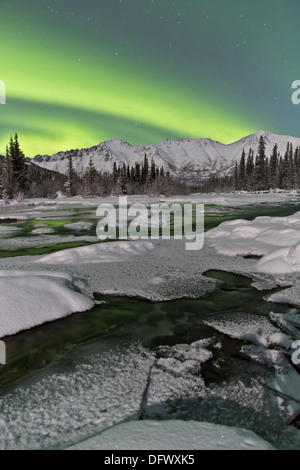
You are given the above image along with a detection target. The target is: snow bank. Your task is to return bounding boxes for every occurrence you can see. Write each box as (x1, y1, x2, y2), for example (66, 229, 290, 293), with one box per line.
(0, 271, 94, 338)
(206, 211, 300, 274)
(64, 222, 93, 231)
(160, 191, 300, 207)
(66, 419, 274, 450)
(256, 242, 300, 274)
(206, 212, 300, 256)
(35, 241, 155, 265)
(31, 228, 55, 235)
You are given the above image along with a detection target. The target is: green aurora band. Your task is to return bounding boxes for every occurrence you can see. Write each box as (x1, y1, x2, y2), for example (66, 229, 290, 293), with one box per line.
(0, 0, 299, 157)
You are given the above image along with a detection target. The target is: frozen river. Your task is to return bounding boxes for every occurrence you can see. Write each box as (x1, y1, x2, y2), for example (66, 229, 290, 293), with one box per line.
(0, 193, 299, 449)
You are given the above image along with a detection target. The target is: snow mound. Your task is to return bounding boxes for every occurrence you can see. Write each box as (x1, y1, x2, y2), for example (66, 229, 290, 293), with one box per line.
(64, 222, 93, 231)
(31, 228, 55, 235)
(35, 241, 155, 265)
(256, 241, 300, 274)
(66, 419, 274, 450)
(0, 271, 94, 338)
(206, 211, 300, 274)
(206, 212, 300, 257)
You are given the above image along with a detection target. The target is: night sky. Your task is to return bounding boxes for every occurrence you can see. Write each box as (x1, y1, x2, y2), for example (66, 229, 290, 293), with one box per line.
(1, 0, 300, 157)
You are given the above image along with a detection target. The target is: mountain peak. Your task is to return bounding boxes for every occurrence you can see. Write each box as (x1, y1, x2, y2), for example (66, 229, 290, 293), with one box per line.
(32, 131, 300, 184)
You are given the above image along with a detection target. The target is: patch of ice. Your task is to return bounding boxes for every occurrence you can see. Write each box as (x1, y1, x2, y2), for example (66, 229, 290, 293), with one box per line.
(145, 340, 213, 416)
(66, 419, 274, 450)
(266, 282, 300, 306)
(0, 225, 22, 237)
(34, 205, 58, 211)
(0, 234, 99, 251)
(268, 372, 300, 422)
(242, 345, 292, 373)
(0, 343, 154, 449)
(203, 312, 282, 348)
(269, 312, 300, 341)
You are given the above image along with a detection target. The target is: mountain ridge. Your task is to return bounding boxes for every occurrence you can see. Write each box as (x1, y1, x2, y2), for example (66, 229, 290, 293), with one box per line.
(31, 131, 300, 184)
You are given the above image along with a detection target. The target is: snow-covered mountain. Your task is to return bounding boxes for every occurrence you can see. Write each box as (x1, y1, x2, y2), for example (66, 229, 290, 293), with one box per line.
(31, 131, 300, 184)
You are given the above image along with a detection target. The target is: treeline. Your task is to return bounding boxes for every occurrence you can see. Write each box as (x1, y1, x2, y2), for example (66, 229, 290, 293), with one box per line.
(0, 134, 28, 198)
(64, 154, 189, 197)
(2, 134, 300, 199)
(201, 136, 300, 192)
(0, 135, 189, 199)
(0, 134, 66, 199)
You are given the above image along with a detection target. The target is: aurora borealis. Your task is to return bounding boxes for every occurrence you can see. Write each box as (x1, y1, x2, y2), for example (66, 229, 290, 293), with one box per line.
(1, 0, 300, 157)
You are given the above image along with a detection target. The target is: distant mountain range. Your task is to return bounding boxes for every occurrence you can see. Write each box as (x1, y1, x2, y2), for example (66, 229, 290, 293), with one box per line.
(31, 131, 300, 184)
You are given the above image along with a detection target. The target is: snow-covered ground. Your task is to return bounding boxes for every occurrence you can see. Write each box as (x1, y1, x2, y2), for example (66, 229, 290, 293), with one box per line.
(64, 222, 93, 231)
(1, 193, 300, 314)
(206, 211, 300, 274)
(0, 190, 299, 211)
(0, 193, 299, 450)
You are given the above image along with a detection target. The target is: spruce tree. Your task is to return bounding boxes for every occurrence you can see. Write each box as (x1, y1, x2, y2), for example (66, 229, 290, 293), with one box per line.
(234, 162, 239, 191)
(84, 156, 98, 194)
(246, 149, 254, 191)
(141, 154, 149, 184)
(295, 147, 300, 188)
(135, 162, 141, 183)
(281, 144, 289, 189)
(150, 158, 156, 180)
(65, 156, 77, 196)
(269, 144, 278, 189)
(254, 136, 267, 190)
(0, 145, 13, 199)
(238, 149, 246, 189)
(5, 134, 28, 194)
(287, 144, 294, 190)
